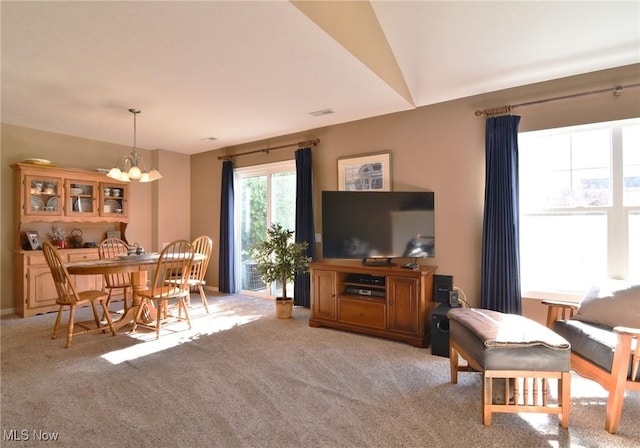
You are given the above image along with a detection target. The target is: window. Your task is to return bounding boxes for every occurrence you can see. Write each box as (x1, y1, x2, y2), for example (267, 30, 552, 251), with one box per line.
(519, 118, 640, 295)
(234, 160, 297, 296)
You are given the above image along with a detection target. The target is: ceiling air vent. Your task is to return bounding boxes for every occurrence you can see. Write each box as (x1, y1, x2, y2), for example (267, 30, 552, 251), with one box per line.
(309, 109, 334, 117)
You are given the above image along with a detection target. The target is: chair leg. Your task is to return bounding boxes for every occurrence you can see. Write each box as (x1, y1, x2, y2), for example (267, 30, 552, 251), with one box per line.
(132, 299, 147, 333)
(156, 301, 163, 340)
(199, 285, 209, 313)
(100, 301, 116, 336)
(180, 297, 192, 330)
(103, 289, 114, 320)
(52, 305, 64, 340)
(90, 301, 101, 327)
(66, 306, 76, 348)
(605, 333, 633, 433)
(605, 379, 626, 433)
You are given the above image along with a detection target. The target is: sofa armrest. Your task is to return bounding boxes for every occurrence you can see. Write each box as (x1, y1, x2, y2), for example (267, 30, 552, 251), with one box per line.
(541, 299, 578, 329)
(611, 325, 640, 385)
(613, 326, 640, 336)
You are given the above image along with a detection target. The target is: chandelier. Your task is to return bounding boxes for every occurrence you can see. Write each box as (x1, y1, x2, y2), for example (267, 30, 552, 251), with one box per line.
(107, 108, 162, 183)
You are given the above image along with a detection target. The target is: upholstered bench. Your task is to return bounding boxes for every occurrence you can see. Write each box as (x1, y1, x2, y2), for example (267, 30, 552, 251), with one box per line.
(448, 308, 571, 427)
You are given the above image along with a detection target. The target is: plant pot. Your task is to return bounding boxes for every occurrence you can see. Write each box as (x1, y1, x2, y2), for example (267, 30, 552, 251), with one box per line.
(275, 298, 293, 319)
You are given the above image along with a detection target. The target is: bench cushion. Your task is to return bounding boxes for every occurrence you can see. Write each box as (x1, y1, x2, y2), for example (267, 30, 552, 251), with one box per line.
(449, 308, 570, 372)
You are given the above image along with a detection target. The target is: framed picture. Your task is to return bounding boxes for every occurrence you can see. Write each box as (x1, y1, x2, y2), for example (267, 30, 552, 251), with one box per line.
(26, 231, 41, 250)
(337, 151, 392, 191)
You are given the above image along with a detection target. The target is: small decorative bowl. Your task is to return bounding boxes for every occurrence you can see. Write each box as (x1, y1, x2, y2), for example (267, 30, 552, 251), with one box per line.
(69, 187, 83, 195)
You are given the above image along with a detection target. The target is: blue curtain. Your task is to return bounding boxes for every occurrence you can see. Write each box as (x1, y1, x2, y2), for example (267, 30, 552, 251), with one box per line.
(481, 115, 522, 314)
(294, 147, 316, 308)
(218, 160, 236, 293)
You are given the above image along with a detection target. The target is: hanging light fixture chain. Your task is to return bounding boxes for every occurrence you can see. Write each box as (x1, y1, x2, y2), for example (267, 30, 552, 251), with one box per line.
(128, 108, 141, 154)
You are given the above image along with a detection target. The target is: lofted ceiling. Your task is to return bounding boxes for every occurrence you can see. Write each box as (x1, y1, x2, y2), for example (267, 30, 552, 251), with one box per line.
(2, 1, 639, 155)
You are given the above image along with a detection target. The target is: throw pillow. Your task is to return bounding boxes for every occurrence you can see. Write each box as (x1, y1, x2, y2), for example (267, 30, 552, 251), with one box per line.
(573, 282, 640, 329)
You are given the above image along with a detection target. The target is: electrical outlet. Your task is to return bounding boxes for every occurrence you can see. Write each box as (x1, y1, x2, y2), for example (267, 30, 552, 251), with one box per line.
(449, 290, 460, 307)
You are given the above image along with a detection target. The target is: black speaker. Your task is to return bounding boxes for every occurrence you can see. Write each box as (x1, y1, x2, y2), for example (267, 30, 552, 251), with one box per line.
(433, 274, 453, 304)
(431, 306, 451, 357)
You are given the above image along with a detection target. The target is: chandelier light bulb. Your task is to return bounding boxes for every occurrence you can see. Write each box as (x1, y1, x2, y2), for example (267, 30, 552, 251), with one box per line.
(128, 165, 142, 179)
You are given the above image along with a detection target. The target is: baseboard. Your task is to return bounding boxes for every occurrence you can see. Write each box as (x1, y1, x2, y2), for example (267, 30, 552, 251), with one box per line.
(1, 307, 17, 316)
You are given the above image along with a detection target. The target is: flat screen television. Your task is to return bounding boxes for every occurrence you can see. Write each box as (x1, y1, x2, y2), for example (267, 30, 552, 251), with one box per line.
(322, 191, 435, 264)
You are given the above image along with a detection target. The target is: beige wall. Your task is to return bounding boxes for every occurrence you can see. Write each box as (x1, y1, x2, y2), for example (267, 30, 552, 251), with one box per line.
(154, 149, 191, 251)
(2, 64, 639, 315)
(1, 125, 189, 313)
(191, 64, 640, 311)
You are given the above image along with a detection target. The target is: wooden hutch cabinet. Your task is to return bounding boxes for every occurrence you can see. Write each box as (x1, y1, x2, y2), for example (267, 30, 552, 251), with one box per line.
(309, 260, 437, 347)
(11, 162, 129, 317)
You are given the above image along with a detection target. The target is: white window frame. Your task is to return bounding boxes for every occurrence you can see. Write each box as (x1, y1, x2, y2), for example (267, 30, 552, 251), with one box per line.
(519, 117, 640, 299)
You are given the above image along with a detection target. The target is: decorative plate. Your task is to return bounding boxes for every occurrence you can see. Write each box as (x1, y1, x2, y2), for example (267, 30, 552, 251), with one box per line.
(95, 168, 110, 174)
(73, 198, 93, 212)
(104, 199, 121, 213)
(31, 195, 44, 211)
(46, 196, 57, 210)
(22, 158, 55, 166)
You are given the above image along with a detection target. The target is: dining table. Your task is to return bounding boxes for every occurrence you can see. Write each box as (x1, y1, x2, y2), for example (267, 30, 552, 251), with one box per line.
(65, 252, 204, 332)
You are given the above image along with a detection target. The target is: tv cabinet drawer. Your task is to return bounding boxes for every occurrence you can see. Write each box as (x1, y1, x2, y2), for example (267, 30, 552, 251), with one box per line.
(339, 298, 385, 329)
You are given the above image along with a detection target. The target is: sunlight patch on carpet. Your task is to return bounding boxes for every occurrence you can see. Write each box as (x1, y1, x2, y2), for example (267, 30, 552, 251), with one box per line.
(100, 310, 263, 364)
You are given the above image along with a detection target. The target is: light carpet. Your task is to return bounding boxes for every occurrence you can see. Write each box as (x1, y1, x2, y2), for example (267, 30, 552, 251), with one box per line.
(1, 293, 639, 448)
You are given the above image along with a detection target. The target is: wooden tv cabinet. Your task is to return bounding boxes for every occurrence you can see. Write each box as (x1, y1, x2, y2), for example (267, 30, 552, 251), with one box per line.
(309, 260, 437, 347)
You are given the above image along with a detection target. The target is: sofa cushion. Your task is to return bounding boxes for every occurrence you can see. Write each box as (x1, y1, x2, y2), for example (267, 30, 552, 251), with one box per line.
(573, 282, 640, 329)
(553, 319, 639, 381)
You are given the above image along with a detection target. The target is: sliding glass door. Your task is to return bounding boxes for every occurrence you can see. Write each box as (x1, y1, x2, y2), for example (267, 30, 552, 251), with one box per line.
(235, 160, 296, 296)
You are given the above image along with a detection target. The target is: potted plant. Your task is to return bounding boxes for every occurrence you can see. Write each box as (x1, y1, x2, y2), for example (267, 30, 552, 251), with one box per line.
(252, 223, 311, 318)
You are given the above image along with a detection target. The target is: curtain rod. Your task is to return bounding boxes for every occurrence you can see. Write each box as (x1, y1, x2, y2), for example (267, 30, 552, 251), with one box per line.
(218, 138, 320, 161)
(474, 82, 640, 117)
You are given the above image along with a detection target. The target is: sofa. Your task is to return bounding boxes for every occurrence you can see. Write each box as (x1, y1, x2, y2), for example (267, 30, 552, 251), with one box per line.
(544, 282, 640, 433)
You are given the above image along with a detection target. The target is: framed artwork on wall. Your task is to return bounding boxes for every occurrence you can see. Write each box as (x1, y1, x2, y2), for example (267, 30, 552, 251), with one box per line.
(337, 151, 392, 191)
(26, 231, 41, 250)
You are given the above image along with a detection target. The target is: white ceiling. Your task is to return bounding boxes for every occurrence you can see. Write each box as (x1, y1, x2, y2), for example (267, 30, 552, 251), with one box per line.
(2, 1, 639, 155)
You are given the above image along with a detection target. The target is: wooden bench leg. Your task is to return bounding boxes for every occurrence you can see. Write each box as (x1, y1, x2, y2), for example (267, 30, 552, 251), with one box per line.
(560, 371, 571, 429)
(483, 374, 492, 426)
(450, 344, 459, 384)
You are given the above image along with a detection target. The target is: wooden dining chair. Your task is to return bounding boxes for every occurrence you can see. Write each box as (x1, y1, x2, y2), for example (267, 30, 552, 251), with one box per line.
(133, 240, 195, 339)
(188, 235, 213, 313)
(98, 238, 131, 315)
(42, 242, 116, 348)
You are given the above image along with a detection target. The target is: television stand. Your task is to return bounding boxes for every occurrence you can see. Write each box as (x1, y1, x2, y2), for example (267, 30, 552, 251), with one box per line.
(361, 257, 394, 266)
(309, 260, 437, 347)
